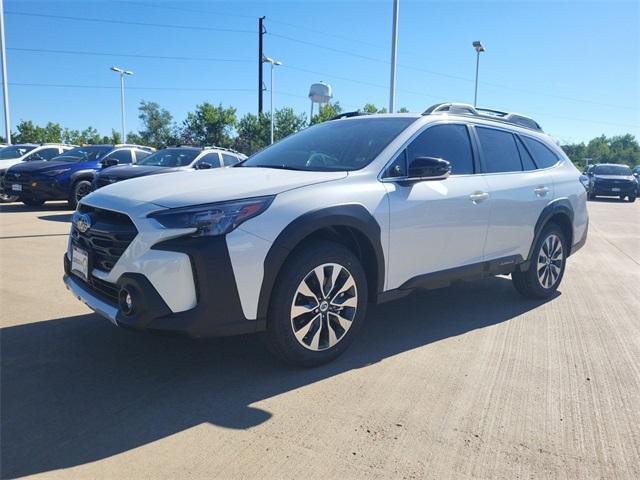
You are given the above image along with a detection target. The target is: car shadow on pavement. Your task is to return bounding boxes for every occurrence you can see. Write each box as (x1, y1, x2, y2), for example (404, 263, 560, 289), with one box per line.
(0, 276, 558, 478)
(0, 202, 71, 213)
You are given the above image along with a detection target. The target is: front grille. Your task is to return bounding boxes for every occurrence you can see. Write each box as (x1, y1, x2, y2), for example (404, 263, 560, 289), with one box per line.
(596, 179, 633, 189)
(71, 205, 138, 272)
(4, 172, 32, 190)
(89, 276, 120, 303)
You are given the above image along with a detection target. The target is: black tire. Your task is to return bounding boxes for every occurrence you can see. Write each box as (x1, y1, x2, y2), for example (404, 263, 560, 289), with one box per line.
(512, 223, 567, 299)
(69, 180, 93, 209)
(265, 240, 368, 367)
(628, 195, 636, 203)
(22, 199, 45, 207)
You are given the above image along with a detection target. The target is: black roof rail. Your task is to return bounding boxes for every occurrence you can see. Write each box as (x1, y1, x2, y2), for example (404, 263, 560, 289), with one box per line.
(422, 102, 543, 132)
(329, 111, 369, 121)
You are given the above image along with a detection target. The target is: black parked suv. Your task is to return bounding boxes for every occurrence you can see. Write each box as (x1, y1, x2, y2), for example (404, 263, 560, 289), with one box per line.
(585, 163, 637, 202)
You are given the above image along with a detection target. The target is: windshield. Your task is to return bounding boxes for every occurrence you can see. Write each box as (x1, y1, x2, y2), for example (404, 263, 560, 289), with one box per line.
(239, 117, 416, 171)
(594, 165, 632, 176)
(54, 146, 112, 163)
(0, 145, 36, 160)
(137, 148, 200, 167)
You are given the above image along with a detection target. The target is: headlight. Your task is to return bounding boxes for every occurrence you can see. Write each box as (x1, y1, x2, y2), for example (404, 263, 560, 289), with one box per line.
(148, 196, 275, 237)
(43, 168, 70, 177)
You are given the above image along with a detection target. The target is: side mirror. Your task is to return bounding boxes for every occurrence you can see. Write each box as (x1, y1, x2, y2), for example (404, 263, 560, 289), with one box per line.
(197, 162, 213, 170)
(407, 156, 451, 181)
(101, 158, 119, 168)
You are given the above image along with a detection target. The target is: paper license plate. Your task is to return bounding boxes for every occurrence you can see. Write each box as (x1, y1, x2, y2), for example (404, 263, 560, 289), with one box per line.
(611, 187, 621, 192)
(11, 184, 22, 192)
(71, 245, 89, 281)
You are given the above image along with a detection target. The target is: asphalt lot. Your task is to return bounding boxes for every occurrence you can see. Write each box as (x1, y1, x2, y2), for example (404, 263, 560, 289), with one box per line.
(1, 198, 639, 479)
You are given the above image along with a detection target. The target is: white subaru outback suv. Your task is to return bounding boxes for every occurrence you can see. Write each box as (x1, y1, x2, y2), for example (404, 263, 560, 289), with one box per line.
(64, 103, 588, 366)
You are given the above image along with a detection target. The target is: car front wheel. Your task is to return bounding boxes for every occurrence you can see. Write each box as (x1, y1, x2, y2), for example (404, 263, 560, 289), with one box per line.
(266, 240, 368, 367)
(512, 223, 567, 299)
(69, 180, 92, 209)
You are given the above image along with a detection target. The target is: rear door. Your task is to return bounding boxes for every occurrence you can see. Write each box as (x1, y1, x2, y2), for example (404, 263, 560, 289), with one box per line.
(473, 125, 553, 262)
(383, 123, 492, 289)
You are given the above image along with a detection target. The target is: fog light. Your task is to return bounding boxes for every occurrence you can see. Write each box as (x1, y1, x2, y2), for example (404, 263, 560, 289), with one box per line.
(31, 181, 37, 187)
(119, 288, 135, 315)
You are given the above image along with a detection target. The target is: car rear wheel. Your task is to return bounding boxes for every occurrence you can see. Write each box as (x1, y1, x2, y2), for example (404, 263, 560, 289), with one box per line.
(265, 240, 368, 367)
(512, 223, 567, 299)
(69, 180, 92, 209)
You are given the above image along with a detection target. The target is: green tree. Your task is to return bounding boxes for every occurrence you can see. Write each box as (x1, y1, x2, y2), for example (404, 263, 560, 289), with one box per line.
(181, 102, 236, 147)
(274, 107, 307, 140)
(311, 101, 342, 124)
(137, 100, 174, 148)
(13, 120, 63, 143)
(360, 103, 388, 114)
(397, 107, 410, 113)
(234, 113, 270, 155)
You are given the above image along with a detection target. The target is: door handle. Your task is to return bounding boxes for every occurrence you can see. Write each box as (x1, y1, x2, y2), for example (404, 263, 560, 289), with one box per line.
(534, 186, 550, 196)
(469, 191, 489, 203)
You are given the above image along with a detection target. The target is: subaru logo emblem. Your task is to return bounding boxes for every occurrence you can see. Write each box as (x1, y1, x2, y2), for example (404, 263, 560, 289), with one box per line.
(73, 212, 92, 233)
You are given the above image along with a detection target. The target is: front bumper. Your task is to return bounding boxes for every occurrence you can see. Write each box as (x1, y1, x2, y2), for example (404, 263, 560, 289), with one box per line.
(591, 182, 636, 197)
(6, 177, 68, 201)
(63, 233, 265, 337)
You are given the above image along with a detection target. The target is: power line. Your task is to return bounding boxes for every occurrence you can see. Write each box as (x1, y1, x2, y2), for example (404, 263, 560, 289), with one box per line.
(10, 82, 254, 93)
(5, 11, 254, 34)
(119, 1, 255, 20)
(8, 47, 253, 64)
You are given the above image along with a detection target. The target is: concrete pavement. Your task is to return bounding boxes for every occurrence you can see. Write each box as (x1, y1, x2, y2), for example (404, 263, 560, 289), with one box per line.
(1, 198, 639, 479)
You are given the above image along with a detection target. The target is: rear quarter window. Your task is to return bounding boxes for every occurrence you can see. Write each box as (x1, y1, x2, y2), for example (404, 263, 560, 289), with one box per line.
(521, 136, 559, 169)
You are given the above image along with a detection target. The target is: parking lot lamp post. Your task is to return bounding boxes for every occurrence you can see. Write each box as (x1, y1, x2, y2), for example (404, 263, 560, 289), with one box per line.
(262, 56, 282, 144)
(110, 66, 133, 143)
(472, 41, 485, 107)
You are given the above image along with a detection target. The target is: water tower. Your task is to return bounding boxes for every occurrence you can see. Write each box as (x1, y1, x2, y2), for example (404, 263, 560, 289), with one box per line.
(308, 82, 333, 120)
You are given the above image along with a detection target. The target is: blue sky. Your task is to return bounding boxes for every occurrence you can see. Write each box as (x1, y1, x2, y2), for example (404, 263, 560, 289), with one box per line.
(4, 0, 639, 144)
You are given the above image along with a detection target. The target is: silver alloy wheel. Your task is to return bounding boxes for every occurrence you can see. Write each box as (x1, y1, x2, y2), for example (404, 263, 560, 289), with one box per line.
(0, 193, 19, 202)
(537, 233, 563, 289)
(290, 262, 358, 351)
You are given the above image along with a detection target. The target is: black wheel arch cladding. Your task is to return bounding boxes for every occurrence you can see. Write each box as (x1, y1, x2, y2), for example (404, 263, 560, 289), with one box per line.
(521, 199, 574, 271)
(257, 204, 385, 322)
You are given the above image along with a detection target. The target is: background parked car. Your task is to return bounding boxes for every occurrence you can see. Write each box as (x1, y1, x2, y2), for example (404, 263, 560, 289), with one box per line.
(4, 144, 153, 208)
(92, 146, 246, 190)
(585, 163, 636, 202)
(0, 143, 75, 202)
(633, 165, 640, 196)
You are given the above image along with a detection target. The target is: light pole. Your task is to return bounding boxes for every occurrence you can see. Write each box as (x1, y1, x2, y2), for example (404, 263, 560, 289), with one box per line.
(389, 0, 399, 113)
(0, 0, 10, 144)
(262, 56, 282, 144)
(472, 41, 485, 107)
(110, 66, 133, 143)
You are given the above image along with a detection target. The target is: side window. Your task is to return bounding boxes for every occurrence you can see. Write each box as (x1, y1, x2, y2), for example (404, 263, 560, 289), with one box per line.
(515, 137, 538, 170)
(476, 127, 522, 173)
(405, 124, 474, 175)
(222, 153, 239, 166)
(28, 148, 59, 161)
(520, 137, 559, 169)
(196, 152, 221, 168)
(134, 150, 151, 162)
(106, 149, 133, 164)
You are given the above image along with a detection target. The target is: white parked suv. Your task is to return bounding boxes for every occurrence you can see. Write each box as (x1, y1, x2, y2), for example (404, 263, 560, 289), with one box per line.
(0, 143, 75, 201)
(63, 103, 588, 366)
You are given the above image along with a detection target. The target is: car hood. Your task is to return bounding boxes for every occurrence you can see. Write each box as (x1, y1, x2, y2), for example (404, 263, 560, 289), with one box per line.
(99, 164, 183, 180)
(8, 160, 68, 173)
(87, 167, 348, 208)
(594, 174, 635, 181)
(0, 158, 22, 170)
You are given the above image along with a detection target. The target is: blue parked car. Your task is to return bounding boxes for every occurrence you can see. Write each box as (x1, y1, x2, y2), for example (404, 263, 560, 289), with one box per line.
(4, 144, 153, 208)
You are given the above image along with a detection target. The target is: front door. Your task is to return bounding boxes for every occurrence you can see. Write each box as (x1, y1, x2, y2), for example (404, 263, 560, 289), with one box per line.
(383, 123, 492, 290)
